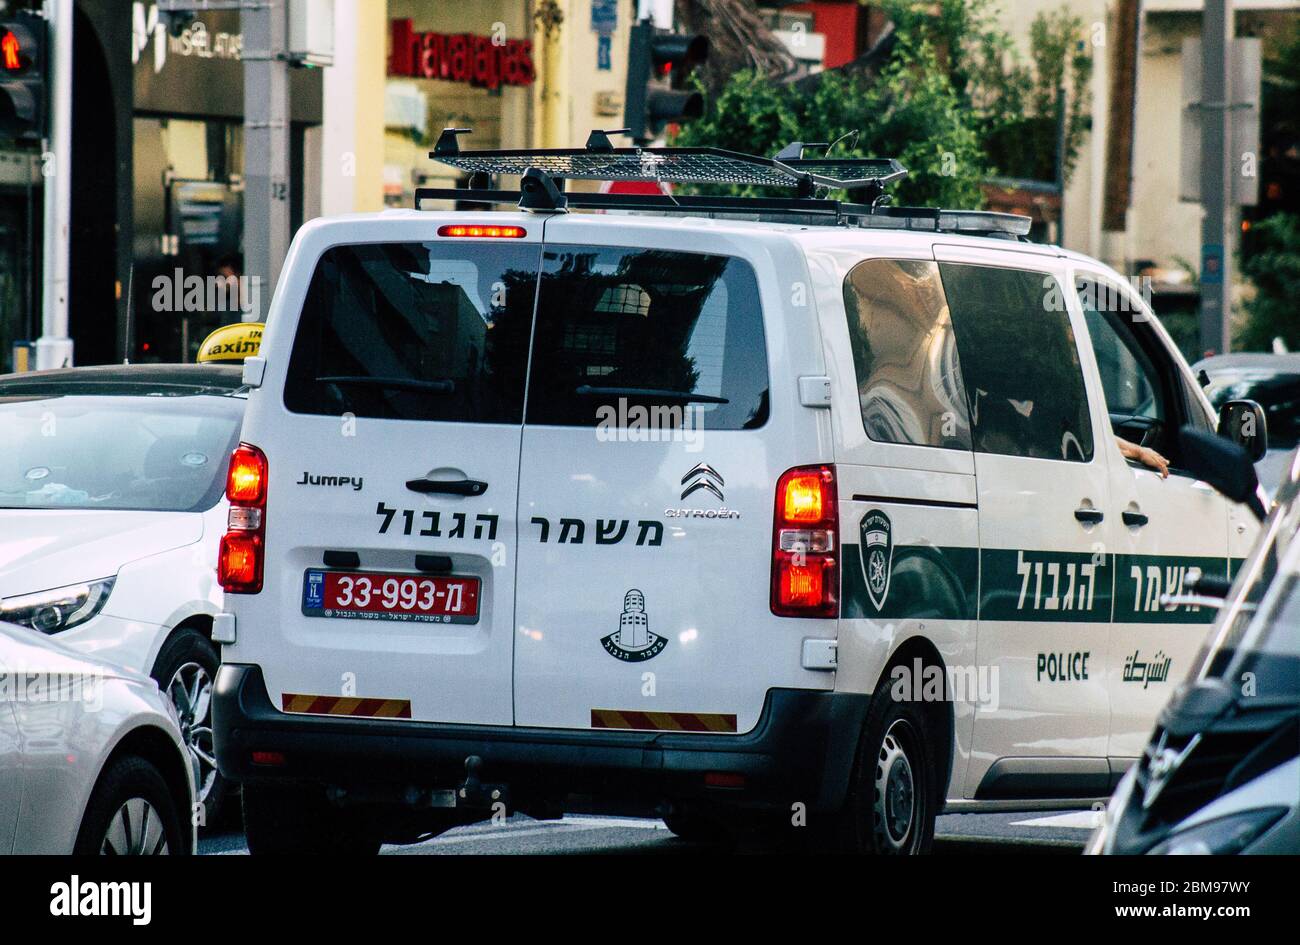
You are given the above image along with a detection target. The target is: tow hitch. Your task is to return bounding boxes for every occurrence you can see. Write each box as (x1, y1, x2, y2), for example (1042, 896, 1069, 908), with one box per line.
(326, 755, 510, 811)
(454, 755, 509, 809)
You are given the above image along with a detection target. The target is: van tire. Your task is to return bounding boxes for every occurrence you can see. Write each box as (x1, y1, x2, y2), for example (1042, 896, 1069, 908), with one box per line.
(820, 685, 939, 855)
(242, 783, 381, 855)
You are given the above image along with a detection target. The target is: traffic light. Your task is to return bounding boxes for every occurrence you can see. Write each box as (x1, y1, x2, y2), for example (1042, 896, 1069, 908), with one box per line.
(623, 20, 709, 144)
(0, 10, 46, 140)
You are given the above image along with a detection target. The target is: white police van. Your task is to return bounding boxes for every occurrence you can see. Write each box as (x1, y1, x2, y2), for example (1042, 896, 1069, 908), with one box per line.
(211, 137, 1265, 853)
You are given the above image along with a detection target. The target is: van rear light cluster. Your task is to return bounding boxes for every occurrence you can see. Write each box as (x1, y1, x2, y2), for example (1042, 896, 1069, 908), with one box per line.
(771, 465, 839, 618)
(219, 443, 268, 594)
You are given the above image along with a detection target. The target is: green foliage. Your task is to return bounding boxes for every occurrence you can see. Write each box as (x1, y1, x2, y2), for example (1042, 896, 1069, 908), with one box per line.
(880, 0, 1092, 182)
(1239, 214, 1300, 350)
(1237, 22, 1300, 350)
(675, 1, 1091, 206)
(674, 39, 987, 208)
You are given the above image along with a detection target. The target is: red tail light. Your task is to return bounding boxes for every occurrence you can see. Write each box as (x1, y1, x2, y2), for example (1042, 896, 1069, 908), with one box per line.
(771, 464, 838, 618)
(226, 444, 267, 503)
(220, 443, 267, 593)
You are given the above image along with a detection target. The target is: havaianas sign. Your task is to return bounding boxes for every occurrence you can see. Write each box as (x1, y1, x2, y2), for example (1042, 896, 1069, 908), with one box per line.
(388, 19, 535, 89)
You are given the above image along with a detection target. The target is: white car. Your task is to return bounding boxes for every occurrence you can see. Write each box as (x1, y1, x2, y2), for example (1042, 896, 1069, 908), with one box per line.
(1, 620, 195, 854)
(0, 363, 245, 825)
(213, 141, 1266, 854)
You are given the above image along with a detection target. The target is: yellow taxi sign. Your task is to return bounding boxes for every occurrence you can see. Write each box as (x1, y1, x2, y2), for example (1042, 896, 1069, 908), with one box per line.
(197, 322, 264, 364)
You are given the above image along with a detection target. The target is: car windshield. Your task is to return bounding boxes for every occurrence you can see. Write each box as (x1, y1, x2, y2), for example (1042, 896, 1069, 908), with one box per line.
(0, 393, 243, 512)
(1190, 456, 1300, 705)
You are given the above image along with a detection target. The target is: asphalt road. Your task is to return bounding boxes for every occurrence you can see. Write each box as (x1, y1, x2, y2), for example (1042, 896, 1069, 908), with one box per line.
(199, 809, 1095, 855)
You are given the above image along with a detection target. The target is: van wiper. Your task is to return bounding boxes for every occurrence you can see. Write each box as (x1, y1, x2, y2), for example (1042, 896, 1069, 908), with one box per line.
(317, 376, 455, 394)
(573, 385, 728, 404)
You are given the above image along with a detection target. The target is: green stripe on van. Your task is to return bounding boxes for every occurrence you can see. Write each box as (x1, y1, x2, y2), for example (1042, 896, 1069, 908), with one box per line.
(840, 543, 979, 620)
(841, 544, 1237, 625)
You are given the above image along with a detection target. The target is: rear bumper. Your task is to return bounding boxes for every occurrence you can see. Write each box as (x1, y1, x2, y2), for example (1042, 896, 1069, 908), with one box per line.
(214, 663, 867, 813)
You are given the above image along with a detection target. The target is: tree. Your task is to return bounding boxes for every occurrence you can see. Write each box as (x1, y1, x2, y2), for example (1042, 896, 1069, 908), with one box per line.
(674, 37, 987, 208)
(879, 0, 1093, 183)
(1238, 20, 1300, 350)
(673, 1, 1092, 208)
(1239, 214, 1300, 350)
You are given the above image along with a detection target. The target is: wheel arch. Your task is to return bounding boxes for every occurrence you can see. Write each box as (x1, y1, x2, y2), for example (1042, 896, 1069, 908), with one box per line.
(90, 724, 195, 855)
(872, 636, 956, 806)
(146, 613, 215, 682)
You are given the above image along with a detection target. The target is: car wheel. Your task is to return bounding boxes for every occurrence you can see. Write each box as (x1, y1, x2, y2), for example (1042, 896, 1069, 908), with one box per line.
(151, 628, 226, 829)
(74, 756, 184, 855)
(821, 685, 939, 855)
(242, 782, 381, 855)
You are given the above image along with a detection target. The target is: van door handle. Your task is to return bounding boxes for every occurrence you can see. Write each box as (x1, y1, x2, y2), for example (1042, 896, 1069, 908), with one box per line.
(1074, 507, 1104, 524)
(1122, 510, 1149, 527)
(405, 478, 488, 496)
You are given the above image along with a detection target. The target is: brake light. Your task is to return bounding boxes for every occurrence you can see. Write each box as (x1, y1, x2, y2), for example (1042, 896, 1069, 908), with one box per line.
(437, 224, 527, 239)
(771, 464, 838, 618)
(220, 443, 268, 594)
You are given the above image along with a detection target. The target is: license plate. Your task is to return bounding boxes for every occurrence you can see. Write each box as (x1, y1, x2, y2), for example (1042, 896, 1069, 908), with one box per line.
(301, 569, 480, 624)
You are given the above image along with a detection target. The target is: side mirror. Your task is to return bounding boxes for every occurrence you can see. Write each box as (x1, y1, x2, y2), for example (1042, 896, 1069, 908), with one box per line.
(1178, 427, 1266, 520)
(1218, 399, 1268, 462)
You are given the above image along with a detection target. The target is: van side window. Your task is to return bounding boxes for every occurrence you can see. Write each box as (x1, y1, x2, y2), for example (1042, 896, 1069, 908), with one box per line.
(940, 263, 1095, 462)
(841, 258, 971, 449)
(1076, 277, 1168, 441)
(524, 246, 770, 430)
(1076, 275, 1205, 466)
(283, 242, 539, 423)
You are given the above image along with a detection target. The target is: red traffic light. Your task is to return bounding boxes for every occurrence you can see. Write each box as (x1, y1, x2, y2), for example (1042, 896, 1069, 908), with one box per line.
(2, 31, 22, 71)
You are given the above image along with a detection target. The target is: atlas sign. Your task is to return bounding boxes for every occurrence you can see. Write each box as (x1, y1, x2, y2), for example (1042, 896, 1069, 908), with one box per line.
(388, 19, 534, 89)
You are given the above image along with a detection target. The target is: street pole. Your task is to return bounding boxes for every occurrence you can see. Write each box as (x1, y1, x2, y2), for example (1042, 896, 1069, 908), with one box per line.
(1055, 85, 1067, 247)
(1199, 0, 1233, 356)
(36, 0, 73, 369)
(242, 0, 290, 319)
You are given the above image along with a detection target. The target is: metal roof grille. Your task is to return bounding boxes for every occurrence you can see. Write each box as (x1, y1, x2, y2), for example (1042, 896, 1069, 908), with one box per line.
(433, 147, 906, 189)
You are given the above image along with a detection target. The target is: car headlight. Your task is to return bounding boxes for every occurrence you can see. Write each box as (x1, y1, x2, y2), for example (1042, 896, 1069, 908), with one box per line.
(1148, 807, 1287, 855)
(0, 578, 116, 634)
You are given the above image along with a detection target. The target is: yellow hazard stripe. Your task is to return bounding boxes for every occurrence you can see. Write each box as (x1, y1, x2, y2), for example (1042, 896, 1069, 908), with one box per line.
(280, 693, 412, 719)
(590, 708, 737, 733)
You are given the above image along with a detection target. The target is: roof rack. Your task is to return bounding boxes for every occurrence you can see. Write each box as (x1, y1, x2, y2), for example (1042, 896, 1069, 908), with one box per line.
(416, 128, 1033, 239)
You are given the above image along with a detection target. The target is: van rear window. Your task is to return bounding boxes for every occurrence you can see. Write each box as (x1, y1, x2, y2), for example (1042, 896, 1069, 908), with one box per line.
(284, 242, 540, 423)
(524, 246, 769, 430)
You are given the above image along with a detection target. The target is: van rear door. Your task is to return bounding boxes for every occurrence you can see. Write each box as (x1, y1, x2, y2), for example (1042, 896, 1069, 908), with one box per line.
(512, 219, 830, 733)
(243, 227, 541, 725)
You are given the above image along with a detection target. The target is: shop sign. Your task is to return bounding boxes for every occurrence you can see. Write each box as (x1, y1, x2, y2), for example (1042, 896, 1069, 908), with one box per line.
(388, 19, 535, 89)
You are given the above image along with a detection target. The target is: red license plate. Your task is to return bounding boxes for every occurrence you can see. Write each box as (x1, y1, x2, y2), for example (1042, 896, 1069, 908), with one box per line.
(302, 569, 480, 624)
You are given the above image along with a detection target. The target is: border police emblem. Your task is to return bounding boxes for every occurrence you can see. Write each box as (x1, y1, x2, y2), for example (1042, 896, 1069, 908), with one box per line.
(859, 510, 893, 611)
